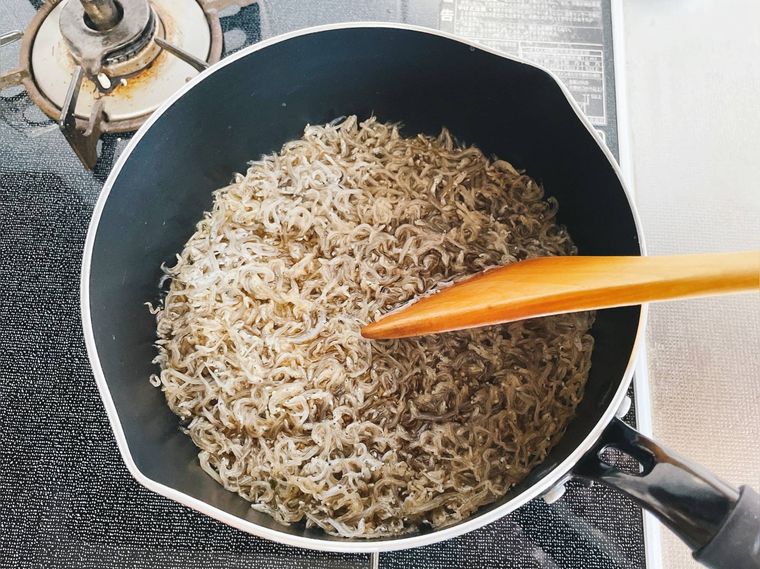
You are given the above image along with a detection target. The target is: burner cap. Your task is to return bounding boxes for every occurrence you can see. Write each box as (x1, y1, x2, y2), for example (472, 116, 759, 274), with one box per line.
(59, 0, 154, 76)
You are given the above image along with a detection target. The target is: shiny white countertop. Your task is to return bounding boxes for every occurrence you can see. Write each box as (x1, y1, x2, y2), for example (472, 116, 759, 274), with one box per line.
(622, 1, 760, 567)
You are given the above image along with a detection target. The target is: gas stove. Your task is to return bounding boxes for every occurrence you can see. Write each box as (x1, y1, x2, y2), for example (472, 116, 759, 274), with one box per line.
(0, 0, 257, 166)
(0, 1, 657, 568)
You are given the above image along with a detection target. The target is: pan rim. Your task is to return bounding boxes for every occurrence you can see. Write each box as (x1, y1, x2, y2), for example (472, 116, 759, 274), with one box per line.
(80, 21, 648, 553)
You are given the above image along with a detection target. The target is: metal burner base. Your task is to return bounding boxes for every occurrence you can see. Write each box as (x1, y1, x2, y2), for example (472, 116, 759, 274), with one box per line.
(26, 0, 222, 130)
(0, 0, 227, 167)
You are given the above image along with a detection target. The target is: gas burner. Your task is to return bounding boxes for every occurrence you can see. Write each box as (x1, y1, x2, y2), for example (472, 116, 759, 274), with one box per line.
(0, 0, 252, 168)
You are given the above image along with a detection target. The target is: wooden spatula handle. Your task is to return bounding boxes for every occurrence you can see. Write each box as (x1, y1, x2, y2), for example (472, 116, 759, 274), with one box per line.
(361, 251, 760, 339)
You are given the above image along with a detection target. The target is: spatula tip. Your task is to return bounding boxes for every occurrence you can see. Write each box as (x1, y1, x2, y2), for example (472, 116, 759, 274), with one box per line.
(360, 321, 389, 340)
(361, 315, 420, 340)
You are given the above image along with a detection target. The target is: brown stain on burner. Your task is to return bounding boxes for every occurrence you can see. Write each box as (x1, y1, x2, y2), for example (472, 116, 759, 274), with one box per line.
(108, 50, 170, 100)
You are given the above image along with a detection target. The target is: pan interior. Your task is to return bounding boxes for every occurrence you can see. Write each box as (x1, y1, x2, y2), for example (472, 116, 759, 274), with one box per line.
(86, 27, 641, 545)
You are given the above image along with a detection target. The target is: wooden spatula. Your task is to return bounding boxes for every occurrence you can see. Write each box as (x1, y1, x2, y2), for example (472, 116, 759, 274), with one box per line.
(361, 250, 760, 340)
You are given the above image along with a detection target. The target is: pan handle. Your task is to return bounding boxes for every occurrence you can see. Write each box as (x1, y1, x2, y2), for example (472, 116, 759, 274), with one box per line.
(574, 417, 760, 568)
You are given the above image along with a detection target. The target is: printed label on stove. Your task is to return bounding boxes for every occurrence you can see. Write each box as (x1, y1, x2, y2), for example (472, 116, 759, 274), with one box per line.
(439, 0, 608, 127)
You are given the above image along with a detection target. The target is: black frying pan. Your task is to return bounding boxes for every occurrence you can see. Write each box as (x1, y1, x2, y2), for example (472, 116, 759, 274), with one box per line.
(81, 24, 760, 567)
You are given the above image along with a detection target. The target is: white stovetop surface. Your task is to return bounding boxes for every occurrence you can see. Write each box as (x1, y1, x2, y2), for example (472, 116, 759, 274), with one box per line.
(622, 1, 760, 567)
